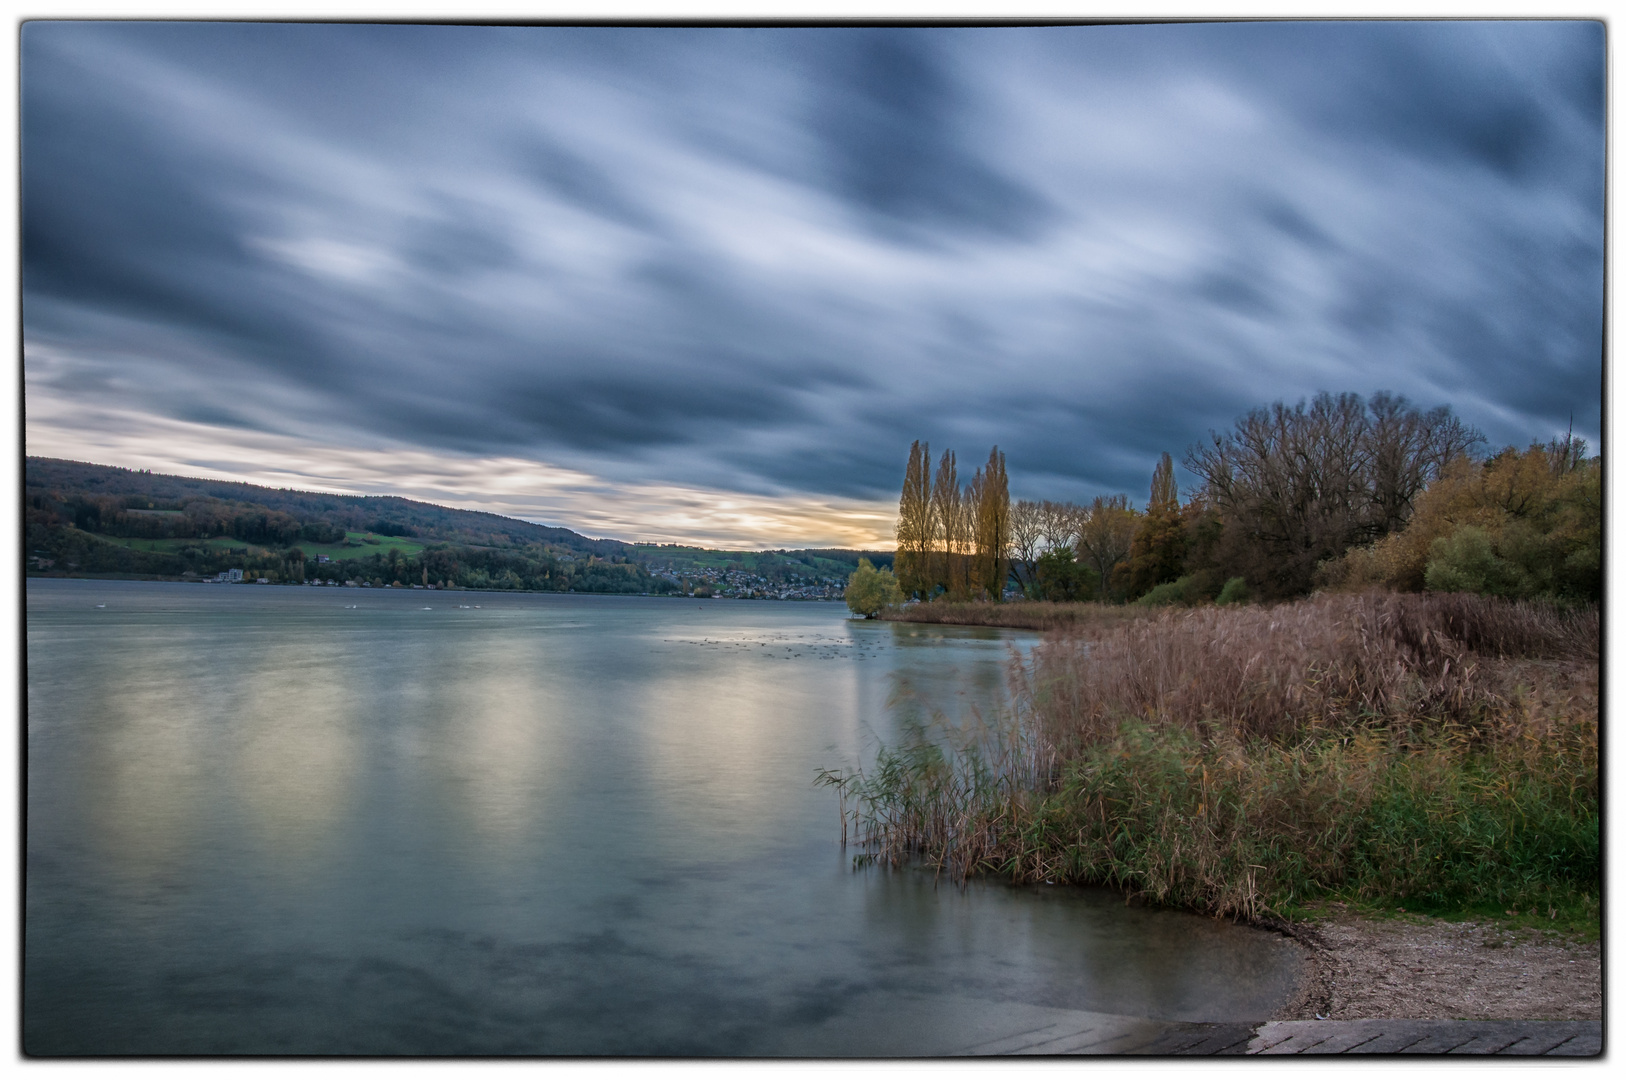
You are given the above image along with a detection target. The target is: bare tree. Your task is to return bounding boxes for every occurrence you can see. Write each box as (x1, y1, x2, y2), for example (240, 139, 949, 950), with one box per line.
(1076, 494, 1138, 598)
(1038, 499, 1079, 553)
(1544, 419, 1588, 476)
(1367, 391, 1482, 531)
(1186, 391, 1484, 596)
(1008, 499, 1045, 596)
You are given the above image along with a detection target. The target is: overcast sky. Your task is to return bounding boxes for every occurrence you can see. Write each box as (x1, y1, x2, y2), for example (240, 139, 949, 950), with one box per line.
(22, 21, 1604, 548)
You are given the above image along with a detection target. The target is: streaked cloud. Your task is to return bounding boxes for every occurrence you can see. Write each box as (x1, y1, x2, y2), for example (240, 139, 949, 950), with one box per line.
(22, 22, 1604, 546)
(24, 399, 897, 549)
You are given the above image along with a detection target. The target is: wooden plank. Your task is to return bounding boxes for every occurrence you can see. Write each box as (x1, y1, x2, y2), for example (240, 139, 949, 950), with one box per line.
(1548, 1028, 1603, 1056)
(960, 1022, 1074, 1056)
(1015, 1021, 1158, 1055)
(1394, 1027, 1481, 1053)
(1446, 1030, 1532, 1054)
(985, 1017, 1603, 1058)
(1138, 1024, 1258, 1055)
(1290, 1027, 1385, 1054)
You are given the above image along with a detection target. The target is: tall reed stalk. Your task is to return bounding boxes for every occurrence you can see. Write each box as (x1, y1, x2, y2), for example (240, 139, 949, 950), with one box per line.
(879, 599, 1151, 633)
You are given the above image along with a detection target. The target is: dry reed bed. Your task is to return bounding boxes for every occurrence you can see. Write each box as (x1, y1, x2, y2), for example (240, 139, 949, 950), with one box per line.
(880, 599, 1153, 633)
(827, 592, 1599, 922)
(1023, 591, 1598, 746)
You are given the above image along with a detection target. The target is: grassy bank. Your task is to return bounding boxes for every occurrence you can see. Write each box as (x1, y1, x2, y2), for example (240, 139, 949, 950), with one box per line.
(879, 599, 1153, 633)
(823, 592, 1599, 928)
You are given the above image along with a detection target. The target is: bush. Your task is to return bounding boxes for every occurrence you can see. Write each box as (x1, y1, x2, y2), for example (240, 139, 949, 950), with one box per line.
(1034, 546, 1093, 602)
(1319, 445, 1599, 602)
(1215, 576, 1251, 605)
(845, 558, 902, 618)
(1425, 525, 1524, 596)
(1136, 575, 1194, 607)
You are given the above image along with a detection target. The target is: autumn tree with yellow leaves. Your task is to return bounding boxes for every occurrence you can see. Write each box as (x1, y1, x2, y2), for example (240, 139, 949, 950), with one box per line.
(892, 443, 1013, 600)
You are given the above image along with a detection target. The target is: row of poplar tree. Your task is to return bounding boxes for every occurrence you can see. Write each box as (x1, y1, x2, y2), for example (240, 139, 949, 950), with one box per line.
(892, 444, 1011, 601)
(892, 439, 1196, 603)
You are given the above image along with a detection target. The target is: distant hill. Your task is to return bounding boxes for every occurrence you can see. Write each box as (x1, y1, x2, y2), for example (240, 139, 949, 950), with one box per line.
(23, 457, 892, 594)
(25, 457, 630, 557)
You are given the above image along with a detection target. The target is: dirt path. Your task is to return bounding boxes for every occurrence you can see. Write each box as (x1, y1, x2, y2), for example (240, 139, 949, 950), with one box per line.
(1274, 905, 1601, 1022)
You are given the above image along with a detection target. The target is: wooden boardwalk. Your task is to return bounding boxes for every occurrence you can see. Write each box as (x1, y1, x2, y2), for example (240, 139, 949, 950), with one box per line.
(1242, 1019, 1602, 1056)
(962, 1015, 1603, 1056)
(764, 992, 1601, 1056)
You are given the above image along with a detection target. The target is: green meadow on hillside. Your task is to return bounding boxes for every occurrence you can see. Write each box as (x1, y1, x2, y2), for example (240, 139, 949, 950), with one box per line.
(91, 530, 427, 562)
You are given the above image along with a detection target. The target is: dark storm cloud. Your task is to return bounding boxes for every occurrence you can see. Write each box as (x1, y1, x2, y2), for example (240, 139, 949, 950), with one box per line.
(1255, 197, 1340, 252)
(517, 139, 666, 234)
(1150, 21, 1602, 188)
(400, 201, 522, 278)
(483, 372, 814, 453)
(807, 31, 1054, 243)
(22, 21, 1604, 523)
(1310, 25, 1585, 183)
(733, 441, 908, 501)
(1194, 265, 1279, 318)
(22, 35, 357, 389)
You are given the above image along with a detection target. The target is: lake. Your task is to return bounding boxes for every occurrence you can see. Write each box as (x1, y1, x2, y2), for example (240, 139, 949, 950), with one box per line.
(25, 578, 1301, 1055)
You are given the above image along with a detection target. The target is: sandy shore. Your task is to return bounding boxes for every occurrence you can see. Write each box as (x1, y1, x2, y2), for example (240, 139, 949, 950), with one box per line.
(1274, 904, 1601, 1022)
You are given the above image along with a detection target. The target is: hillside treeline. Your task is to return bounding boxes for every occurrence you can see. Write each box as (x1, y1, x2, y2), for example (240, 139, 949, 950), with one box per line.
(27, 517, 669, 594)
(43, 491, 349, 547)
(24, 459, 670, 594)
(899, 391, 1599, 606)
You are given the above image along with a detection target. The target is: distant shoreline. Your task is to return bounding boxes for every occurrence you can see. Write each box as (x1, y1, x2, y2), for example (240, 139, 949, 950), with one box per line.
(23, 573, 846, 601)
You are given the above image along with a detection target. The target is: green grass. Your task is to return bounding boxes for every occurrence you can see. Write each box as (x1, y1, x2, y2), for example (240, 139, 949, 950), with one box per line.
(296, 532, 426, 560)
(94, 533, 272, 556)
(828, 717, 1597, 926)
(1288, 893, 1601, 943)
(632, 545, 740, 569)
(92, 530, 425, 560)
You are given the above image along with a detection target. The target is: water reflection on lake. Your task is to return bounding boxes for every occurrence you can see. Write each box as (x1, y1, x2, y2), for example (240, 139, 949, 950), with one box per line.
(26, 579, 1299, 1055)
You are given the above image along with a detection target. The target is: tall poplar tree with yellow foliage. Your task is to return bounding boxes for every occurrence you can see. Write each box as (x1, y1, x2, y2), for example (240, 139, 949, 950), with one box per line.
(893, 440, 935, 599)
(1125, 451, 1186, 597)
(929, 448, 961, 597)
(971, 446, 1010, 600)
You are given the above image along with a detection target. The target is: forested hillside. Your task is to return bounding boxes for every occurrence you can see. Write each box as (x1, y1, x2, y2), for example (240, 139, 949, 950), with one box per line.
(24, 458, 658, 592)
(24, 457, 629, 555)
(23, 458, 887, 596)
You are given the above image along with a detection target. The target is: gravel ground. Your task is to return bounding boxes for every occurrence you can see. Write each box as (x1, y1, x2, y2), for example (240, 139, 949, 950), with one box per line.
(1274, 904, 1601, 1022)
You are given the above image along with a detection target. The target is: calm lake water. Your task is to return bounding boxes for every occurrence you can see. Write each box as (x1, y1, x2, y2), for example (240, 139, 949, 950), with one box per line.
(26, 578, 1300, 1055)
